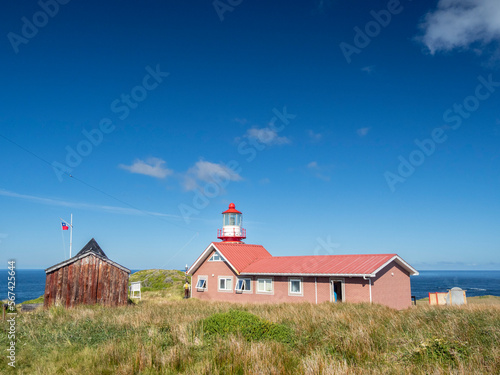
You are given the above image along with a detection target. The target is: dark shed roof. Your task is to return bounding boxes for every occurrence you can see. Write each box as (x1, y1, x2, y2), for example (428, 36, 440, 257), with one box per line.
(45, 238, 130, 274)
(75, 238, 108, 259)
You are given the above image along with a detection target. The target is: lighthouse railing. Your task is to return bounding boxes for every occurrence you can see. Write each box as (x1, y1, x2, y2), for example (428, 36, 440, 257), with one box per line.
(217, 228, 246, 239)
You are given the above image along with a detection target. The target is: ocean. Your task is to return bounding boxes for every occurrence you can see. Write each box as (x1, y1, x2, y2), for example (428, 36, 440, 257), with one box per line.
(1, 269, 499, 303)
(410, 270, 500, 299)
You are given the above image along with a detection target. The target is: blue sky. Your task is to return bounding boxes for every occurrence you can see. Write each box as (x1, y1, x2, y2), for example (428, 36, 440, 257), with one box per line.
(1, 0, 499, 271)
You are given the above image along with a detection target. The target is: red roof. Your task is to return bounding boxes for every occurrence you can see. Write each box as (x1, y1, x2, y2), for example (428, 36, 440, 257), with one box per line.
(222, 203, 242, 214)
(187, 242, 272, 275)
(240, 253, 399, 276)
(213, 242, 272, 271)
(187, 242, 418, 277)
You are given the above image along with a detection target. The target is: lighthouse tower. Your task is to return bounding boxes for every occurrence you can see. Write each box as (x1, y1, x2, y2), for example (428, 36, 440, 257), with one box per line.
(217, 203, 246, 242)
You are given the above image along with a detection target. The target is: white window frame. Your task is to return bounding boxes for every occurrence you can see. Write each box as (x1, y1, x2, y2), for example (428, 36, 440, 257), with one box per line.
(256, 278, 273, 294)
(196, 275, 208, 291)
(288, 277, 303, 296)
(218, 276, 233, 292)
(235, 278, 252, 293)
(209, 251, 222, 262)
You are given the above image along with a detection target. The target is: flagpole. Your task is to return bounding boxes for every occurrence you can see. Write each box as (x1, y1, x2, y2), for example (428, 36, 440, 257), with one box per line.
(69, 213, 73, 258)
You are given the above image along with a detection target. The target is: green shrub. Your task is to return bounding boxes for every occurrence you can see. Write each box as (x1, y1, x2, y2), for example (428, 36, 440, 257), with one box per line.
(201, 309, 295, 344)
(129, 269, 189, 292)
(408, 337, 469, 365)
(19, 295, 44, 304)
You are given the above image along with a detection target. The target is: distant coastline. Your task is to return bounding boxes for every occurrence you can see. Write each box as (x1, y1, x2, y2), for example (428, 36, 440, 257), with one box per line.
(1, 269, 499, 303)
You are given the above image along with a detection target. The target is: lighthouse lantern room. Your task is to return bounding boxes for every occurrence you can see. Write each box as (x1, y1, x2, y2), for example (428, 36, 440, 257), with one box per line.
(217, 203, 246, 242)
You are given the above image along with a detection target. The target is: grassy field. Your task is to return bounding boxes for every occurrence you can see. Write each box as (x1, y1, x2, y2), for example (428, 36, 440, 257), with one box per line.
(2, 271, 499, 374)
(416, 295, 500, 306)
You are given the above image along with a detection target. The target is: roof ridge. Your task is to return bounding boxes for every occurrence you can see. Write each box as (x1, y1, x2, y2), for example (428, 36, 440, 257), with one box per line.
(215, 242, 264, 247)
(75, 238, 108, 259)
(270, 253, 396, 259)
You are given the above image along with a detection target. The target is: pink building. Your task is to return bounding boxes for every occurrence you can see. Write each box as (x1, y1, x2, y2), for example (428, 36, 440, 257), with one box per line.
(187, 204, 418, 310)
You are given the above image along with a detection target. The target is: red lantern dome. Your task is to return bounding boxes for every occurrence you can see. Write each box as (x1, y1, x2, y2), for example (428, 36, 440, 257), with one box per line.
(217, 203, 246, 242)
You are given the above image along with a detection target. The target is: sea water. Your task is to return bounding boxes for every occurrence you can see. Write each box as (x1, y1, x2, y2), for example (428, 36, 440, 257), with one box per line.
(0, 269, 498, 303)
(410, 270, 500, 299)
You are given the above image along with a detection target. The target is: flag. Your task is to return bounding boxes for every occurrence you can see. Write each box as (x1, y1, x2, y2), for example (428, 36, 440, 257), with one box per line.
(61, 222, 69, 230)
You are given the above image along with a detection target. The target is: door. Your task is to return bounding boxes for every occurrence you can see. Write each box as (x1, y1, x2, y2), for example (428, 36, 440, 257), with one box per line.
(331, 280, 343, 303)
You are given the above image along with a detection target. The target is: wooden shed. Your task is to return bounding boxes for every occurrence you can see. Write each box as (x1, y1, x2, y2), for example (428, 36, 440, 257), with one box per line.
(44, 238, 130, 308)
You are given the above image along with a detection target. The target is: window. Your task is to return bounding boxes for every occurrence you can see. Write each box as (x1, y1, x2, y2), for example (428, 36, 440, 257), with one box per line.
(218, 277, 233, 291)
(235, 278, 251, 292)
(209, 251, 222, 261)
(224, 213, 242, 226)
(257, 278, 273, 293)
(196, 276, 207, 291)
(289, 278, 302, 295)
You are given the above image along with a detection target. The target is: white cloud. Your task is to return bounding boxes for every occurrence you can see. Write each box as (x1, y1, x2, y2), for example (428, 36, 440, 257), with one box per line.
(357, 127, 371, 137)
(306, 161, 331, 181)
(119, 157, 173, 179)
(182, 160, 242, 191)
(0, 189, 183, 219)
(307, 130, 322, 142)
(419, 0, 500, 54)
(245, 127, 291, 145)
(307, 161, 319, 170)
(314, 0, 334, 14)
(234, 118, 249, 125)
(259, 178, 270, 185)
(361, 65, 375, 74)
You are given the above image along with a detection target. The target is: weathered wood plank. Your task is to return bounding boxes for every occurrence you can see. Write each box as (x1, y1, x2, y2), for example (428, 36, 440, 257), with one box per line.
(65, 263, 73, 308)
(96, 260, 103, 302)
(109, 265, 117, 306)
(43, 272, 52, 308)
(70, 261, 80, 308)
(82, 257, 91, 305)
(60, 265, 68, 307)
(55, 268, 63, 306)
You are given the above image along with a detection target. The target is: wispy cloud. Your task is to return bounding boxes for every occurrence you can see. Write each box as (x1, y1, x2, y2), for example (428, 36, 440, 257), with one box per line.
(361, 65, 375, 74)
(182, 160, 242, 191)
(245, 127, 291, 146)
(233, 118, 249, 125)
(418, 0, 500, 55)
(259, 177, 270, 185)
(0, 189, 183, 219)
(357, 127, 371, 137)
(494, 119, 500, 136)
(307, 161, 319, 170)
(119, 157, 173, 179)
(307, 130, 322, 142)
(313, 0, 334, 14)
(307, 161, 331, 181)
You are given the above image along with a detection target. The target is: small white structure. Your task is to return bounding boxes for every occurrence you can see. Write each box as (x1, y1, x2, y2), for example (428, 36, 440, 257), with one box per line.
(129, 281, 141, 299)
(446, 287, 467, 305)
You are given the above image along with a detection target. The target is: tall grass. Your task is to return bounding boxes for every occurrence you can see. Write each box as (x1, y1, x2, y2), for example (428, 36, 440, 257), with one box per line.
(1, 298, 499, 374)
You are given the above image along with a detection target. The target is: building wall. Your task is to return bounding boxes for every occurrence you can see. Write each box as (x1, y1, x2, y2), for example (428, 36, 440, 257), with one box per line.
(344, 277, 370, 303)
(44, 254, 129, 308)
(371, 262, 411, 310)
(191, 250, 384, 306)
